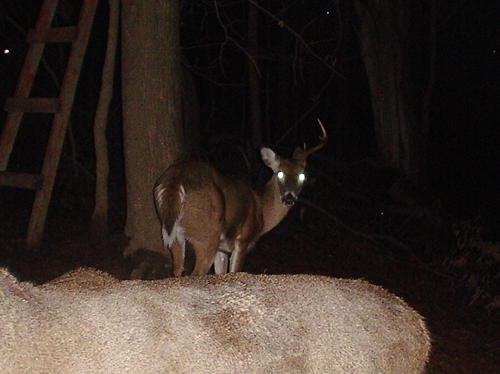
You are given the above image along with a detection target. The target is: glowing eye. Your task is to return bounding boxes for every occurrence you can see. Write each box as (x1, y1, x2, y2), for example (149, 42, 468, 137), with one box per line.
(277, 171, 285, 180)
(298, 173, 306, 182)
(3, 49, 10, 55)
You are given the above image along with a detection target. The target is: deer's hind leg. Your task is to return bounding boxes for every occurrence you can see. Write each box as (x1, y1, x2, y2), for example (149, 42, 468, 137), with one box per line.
(182, 183, 225, 276)
(169, 238, 186, 277)
(160, 219, 187, 277)
(190, 231, 222, 276)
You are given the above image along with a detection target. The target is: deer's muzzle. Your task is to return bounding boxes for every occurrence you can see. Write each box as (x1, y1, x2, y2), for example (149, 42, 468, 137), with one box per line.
(282, 193, 297, 206)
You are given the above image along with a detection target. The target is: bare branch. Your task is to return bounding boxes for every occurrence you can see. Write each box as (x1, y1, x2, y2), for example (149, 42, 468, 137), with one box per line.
(213, 0, 261, 77)
(246, 0, 346, 80)
(275, 71, 334, 146)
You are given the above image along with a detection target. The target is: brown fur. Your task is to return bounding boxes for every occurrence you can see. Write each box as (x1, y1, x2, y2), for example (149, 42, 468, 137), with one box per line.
(1, 267, 430, 373)
(154, 152, 306, 276)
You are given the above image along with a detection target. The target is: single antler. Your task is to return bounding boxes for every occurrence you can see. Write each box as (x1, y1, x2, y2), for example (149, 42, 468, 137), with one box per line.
(302, 118, 328, 159)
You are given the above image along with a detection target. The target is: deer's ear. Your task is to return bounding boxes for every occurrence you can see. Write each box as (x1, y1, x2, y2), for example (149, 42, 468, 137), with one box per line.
(260, 147, 280, 172)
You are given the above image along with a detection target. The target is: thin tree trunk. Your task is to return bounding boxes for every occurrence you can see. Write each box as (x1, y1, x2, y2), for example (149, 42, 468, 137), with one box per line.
(248, 1, 262, 154)
(91, 0, 119, 240)
(421, 0, 437, 165)
(275, 26, 291, 141)
(121, 0, 184, 256)
(353, 0, 425, 185)
(181, 65, 200, 155)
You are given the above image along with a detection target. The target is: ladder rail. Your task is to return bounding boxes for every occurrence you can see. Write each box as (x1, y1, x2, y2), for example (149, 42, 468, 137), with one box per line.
(0, 0, 99, 248)
(0, 0, 59, 170)
(27, 0, 99, 247)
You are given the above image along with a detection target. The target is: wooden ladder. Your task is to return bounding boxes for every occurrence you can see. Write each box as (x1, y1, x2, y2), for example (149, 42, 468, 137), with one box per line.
(0, 0, 98, 247)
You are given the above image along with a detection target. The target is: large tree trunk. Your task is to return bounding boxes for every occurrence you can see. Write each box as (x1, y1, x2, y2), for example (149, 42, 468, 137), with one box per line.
(121, 0, 184, 256)
(353, 0, 426, 185)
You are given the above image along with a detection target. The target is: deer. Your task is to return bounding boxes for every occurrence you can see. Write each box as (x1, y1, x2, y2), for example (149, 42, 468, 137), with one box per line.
(0, 267, 431, 374)
(153, 120, 328, 276)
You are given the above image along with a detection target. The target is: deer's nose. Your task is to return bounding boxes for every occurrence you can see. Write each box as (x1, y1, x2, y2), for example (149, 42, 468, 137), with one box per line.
(282, 193, 297, 206)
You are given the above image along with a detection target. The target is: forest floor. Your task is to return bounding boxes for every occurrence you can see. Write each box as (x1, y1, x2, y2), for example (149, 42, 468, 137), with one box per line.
(0, 159, 498, 374)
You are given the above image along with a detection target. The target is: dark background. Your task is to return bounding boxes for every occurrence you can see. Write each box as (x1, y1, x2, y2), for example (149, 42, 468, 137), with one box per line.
(1, 0, 498, 239)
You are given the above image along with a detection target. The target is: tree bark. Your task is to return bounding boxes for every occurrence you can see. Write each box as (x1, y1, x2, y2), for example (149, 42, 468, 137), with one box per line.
(353, 0, 426, 185)
(121, 0, 184, 256)
(91, 0, 119, 241)
(248, 1, 262, 154)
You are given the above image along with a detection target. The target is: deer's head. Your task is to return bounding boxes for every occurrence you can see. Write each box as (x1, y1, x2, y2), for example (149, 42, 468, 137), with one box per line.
(261, 119, 328, 207)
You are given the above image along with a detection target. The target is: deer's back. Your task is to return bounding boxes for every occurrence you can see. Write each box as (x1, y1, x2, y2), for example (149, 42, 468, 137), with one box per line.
(156, 159, 262, 241)
(1, 269, 430, 373)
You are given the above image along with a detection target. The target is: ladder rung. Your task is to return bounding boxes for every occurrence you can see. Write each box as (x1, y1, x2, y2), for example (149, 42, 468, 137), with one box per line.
(0, 171, 42, 190)
(27, 26, 78, 43)
(5, 98, 61, 113)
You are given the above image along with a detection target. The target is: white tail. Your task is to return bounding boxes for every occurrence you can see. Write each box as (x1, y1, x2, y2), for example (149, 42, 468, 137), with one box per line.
(0, 267, 431, 373)
(154, 120, 328, 276)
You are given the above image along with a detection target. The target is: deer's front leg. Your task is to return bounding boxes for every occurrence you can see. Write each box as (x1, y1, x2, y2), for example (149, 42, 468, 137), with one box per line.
(229, 240, 253, 273)
(214, 234, 232, 274)
(214, 251, 229, 274)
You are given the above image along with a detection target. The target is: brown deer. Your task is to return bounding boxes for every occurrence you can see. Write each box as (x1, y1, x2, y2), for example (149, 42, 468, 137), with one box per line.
(154, 120, 328, 276)
(0, 267, 431, 373)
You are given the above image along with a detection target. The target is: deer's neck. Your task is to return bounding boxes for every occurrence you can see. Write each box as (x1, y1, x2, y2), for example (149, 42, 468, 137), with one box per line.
(259, 176, 291, 235)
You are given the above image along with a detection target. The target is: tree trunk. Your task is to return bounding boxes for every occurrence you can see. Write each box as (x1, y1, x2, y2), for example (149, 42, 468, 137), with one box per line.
(353, 0, 426, 185)
(121, 0, 184, 256)
(248, 1, 262, 159)
(91, 0, 119, 241)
